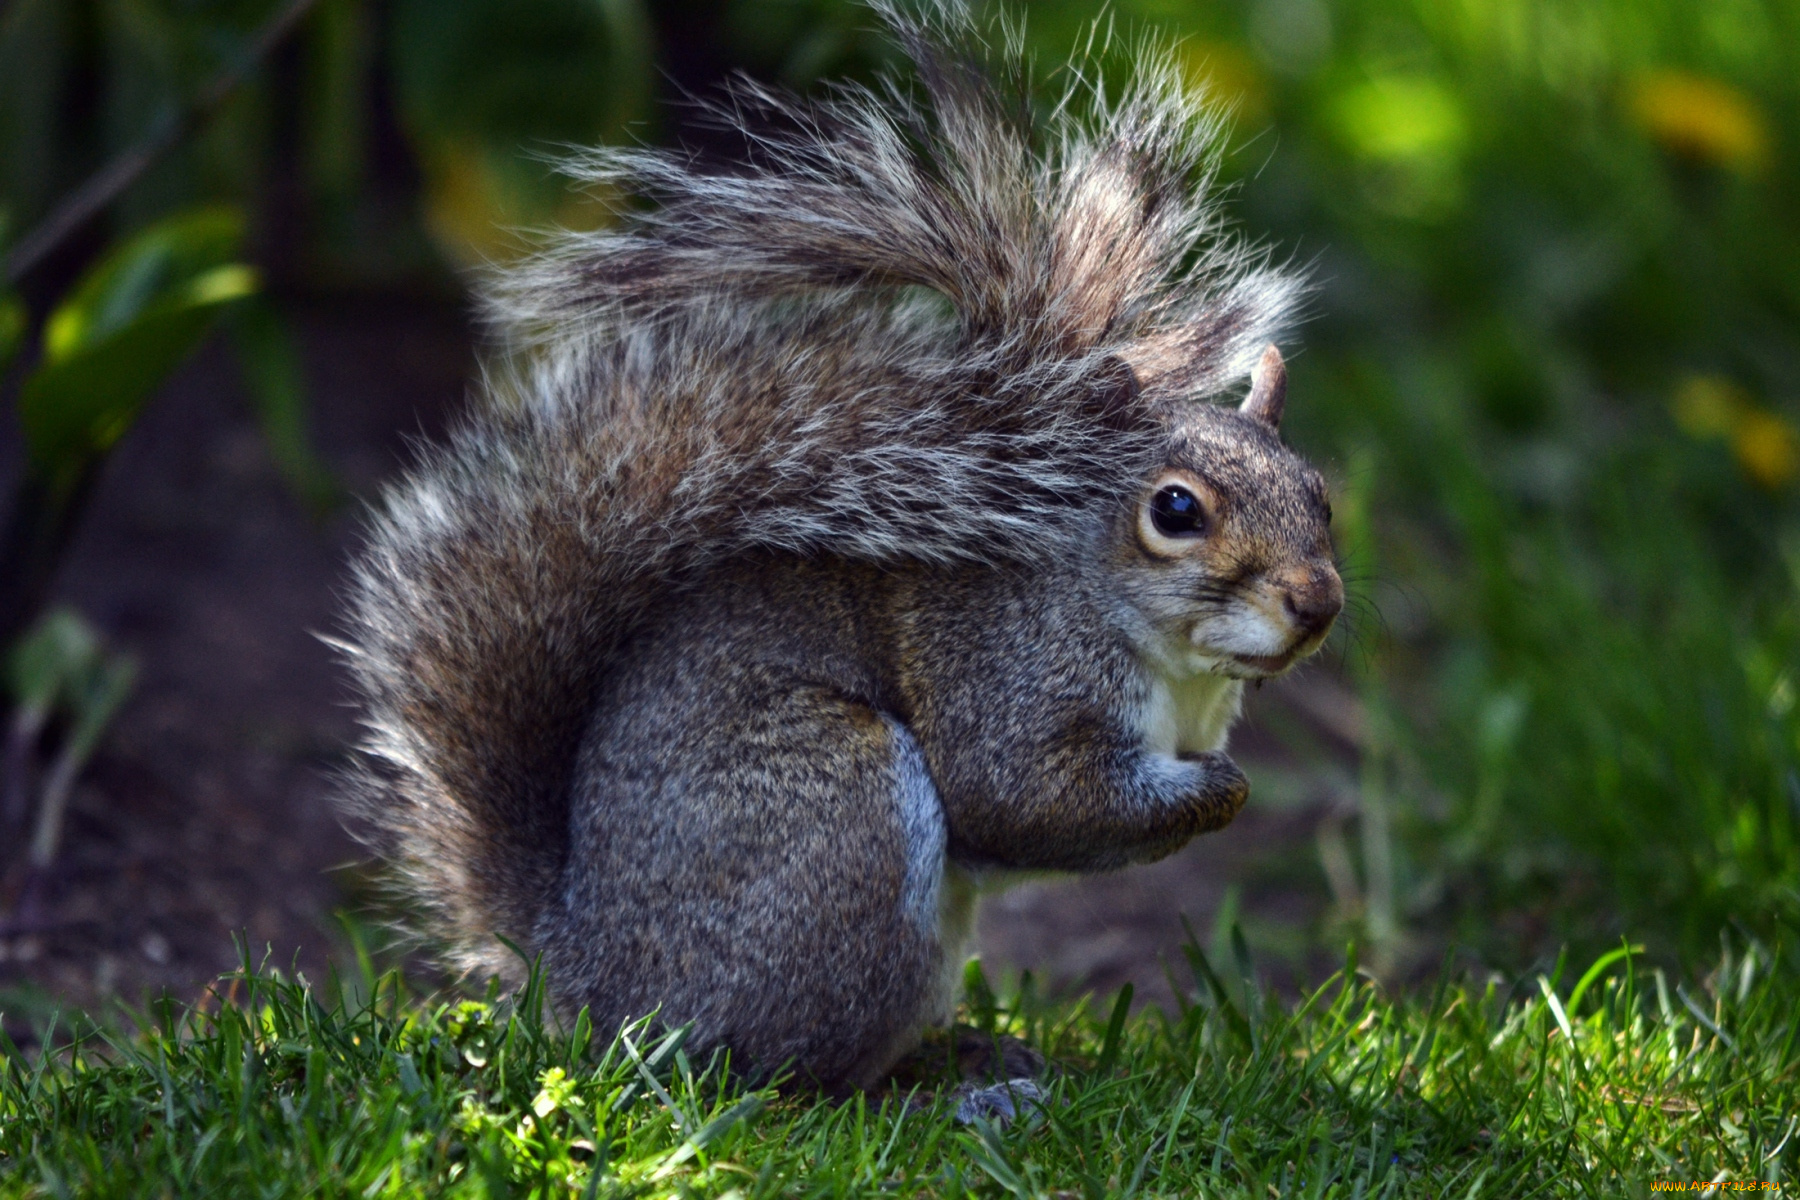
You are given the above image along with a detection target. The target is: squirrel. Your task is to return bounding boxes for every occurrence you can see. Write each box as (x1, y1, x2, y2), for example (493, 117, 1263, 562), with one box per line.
(338, 3, 1341, 1092)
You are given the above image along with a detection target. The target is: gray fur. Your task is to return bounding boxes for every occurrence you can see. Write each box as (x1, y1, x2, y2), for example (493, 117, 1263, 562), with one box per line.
(888, 717, 950, 934)
(338, 3, 1327, 1090)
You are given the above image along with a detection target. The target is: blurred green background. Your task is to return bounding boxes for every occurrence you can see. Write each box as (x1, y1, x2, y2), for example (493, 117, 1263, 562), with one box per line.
(2, 0, 1796, 977)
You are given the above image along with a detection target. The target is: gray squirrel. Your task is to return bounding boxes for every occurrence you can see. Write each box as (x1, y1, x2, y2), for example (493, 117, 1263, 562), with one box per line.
(338, 3, 1341, 1091)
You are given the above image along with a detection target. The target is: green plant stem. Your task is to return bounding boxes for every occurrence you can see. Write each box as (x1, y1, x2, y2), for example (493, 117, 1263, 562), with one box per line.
(26, 656, 134, 869)
(0, 469, 97, 653)
(2, 703, 47, 833)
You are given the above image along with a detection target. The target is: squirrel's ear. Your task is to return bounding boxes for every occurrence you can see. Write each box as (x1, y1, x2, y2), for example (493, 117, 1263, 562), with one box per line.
(1240, 344, 1287, 430)
(1092, 356, 1143, 430)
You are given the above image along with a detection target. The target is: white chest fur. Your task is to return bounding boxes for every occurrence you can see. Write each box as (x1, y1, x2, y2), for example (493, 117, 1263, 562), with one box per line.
(1138, 659, 1245, 757)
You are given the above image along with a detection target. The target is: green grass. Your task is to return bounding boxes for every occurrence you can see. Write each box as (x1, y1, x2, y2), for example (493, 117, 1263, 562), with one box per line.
(4, 935, 1797, 1198)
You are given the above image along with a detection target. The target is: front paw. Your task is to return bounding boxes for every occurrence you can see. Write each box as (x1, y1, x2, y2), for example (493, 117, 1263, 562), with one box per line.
(1178, 749, 1250, 830)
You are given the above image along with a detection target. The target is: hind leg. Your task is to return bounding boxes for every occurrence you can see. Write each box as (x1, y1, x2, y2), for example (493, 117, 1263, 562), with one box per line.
(550, 663, 966, 1089)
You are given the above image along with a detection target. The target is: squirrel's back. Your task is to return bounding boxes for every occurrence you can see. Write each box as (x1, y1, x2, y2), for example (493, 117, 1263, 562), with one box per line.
(339, 2, 1300, 987)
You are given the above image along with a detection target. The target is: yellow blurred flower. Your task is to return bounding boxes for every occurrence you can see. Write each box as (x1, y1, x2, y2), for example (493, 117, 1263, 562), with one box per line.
(1630, 70, 1770, 174)
(1734, 410, 1799, 490)
(419, 139, 617, 270)
(1179, 41, 1267, 126)
(1672, 374, 1798, 489)
(419, 141, 527, 269)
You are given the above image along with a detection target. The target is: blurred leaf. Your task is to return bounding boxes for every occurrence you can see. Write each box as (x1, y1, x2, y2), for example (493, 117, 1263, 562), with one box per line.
(226, 299, 340, 514)
(1, 200, 22, 374)
(303, 0, 371, 208)
(0, 291, 24, 376)
(63, 650, 137, 765)
(12, 606, 136, 870)
(390, 0, 652, 264)
(1672, 374, 1749, 438)
(41, 206, 246, 360)
(392, 0, 649, 147)
(17, 206, 257, 484)
(9, 604, 138, 762)
(1325, 75, 1468, 218)
(4, 608, 101, 715)
(1330, 76, 1466, 165)
(721, 0, 885, 85)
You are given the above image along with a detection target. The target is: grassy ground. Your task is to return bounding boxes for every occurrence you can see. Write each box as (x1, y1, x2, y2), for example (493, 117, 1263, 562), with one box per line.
(3, 935, 1796, 1198)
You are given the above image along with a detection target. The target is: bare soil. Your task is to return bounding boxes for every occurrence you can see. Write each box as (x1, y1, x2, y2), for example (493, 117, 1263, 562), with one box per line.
(0, 296, 1357, 1030)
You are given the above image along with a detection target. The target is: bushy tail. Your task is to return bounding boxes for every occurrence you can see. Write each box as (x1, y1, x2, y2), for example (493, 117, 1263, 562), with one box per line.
(340, 2, 1302, 978)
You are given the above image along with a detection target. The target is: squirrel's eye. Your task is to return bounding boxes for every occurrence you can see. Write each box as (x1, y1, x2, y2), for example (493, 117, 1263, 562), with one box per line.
(1149, 485, 1206, 538)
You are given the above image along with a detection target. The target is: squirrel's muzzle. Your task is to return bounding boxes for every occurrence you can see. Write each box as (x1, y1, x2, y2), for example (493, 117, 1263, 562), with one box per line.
(1280, 565, 1345, 644)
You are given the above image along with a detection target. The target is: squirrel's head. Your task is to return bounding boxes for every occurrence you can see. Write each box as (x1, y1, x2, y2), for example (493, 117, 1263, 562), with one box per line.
(1111, 346, 1343, 679)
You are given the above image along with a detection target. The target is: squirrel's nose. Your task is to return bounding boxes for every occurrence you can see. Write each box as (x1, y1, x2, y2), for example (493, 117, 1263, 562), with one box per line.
(1281, 567, 1344, 639)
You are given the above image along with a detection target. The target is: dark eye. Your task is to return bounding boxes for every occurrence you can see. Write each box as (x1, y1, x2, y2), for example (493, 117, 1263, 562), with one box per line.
(1149, 485, 1206, 537)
